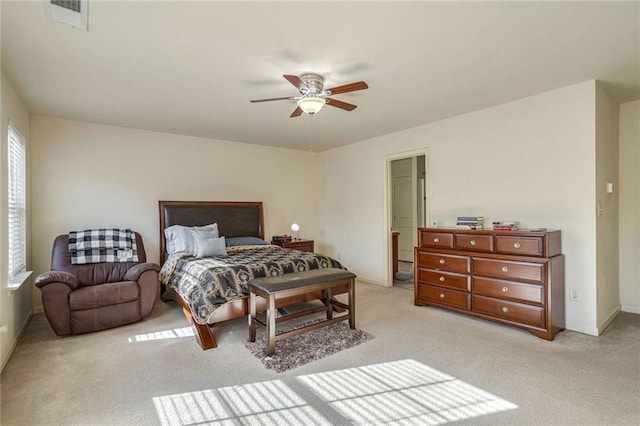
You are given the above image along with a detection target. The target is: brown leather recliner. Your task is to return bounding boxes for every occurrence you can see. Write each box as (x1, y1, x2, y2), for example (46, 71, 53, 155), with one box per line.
(35, 232, 160, 335)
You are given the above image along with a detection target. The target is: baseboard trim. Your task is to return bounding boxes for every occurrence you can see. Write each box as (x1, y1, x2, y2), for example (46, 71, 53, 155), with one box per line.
(1, 309, 33, 372)
(33, 306, 44, 314)
(621, 304, 640, 314)
(356, 276, 386, 287)
(564, 321, 599, 336)
(597, 306, 621, 334)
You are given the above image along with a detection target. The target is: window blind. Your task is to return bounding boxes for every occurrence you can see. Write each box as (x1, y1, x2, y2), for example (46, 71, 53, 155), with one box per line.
(8, 124, 26, 279)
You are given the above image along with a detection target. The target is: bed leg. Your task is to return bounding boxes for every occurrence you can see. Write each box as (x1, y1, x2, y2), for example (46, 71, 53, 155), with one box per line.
(159, 287, 217, 349)
(192, 322, 217, 350)
(176, 303, 216, 350)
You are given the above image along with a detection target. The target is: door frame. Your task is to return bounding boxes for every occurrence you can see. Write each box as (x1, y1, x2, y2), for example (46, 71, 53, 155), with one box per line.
(383, 149, 429, 287)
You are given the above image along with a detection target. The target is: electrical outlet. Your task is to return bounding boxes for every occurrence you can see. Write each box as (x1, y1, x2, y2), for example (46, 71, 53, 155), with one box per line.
(569, 288, 580, 301)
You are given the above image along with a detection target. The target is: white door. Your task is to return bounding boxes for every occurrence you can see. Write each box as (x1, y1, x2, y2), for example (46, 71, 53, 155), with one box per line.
(393, 175, 414, 261)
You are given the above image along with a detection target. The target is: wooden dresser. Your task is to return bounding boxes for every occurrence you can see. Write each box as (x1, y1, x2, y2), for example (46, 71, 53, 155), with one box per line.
(414, 228, 564, 340)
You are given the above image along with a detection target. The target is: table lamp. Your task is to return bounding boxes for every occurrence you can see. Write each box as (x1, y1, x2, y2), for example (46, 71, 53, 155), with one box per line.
(291, 223, 300, 241)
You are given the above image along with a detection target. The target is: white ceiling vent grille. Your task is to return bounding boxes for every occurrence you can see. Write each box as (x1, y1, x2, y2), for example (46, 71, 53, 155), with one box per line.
(52, 1, 80, 13)
(43, 0, 88, 30)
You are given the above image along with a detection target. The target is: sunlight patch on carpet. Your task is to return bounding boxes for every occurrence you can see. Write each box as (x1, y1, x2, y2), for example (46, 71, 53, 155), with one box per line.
(245, 320, 374, 372)
(153, 379, 332, 426)
(154, 359, 516, 425)
(297, 359, 518, 425)
(128, 326, 194, 342)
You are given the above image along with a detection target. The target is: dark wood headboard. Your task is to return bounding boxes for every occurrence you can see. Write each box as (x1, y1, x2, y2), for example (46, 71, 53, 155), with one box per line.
(158, 201, 264, 264)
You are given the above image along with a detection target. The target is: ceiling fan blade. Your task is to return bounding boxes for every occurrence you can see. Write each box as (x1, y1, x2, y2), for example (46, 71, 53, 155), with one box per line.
(326, 81, 368, 95)
(283, 74, 305, 90)
(326, 98, 357, 111)
(290, 107, 303, 118)
(250, 96, 296, 103)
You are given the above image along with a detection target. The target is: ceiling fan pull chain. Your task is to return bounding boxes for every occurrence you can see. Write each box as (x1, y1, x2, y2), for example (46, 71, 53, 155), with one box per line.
(308, 114, 315, 155)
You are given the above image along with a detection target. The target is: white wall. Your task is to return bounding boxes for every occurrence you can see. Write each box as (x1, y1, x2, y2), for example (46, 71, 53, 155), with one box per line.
(619, 100, 640, 314)
(1, 71, 32, 371)
(29, 117, 322, 310)
(595, 83, 620, 332)
(318, 81, 599, 335)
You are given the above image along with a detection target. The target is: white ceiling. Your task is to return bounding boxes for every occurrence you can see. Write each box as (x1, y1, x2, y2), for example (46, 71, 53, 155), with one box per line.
(2, 1, 639, 152)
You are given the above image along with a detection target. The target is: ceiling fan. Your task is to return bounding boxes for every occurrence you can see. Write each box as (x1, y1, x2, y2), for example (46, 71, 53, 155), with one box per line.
(250, 73, 369, 118)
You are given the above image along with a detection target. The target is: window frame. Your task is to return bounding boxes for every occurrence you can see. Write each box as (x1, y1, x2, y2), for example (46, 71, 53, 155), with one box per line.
(7, 122, 27, 281)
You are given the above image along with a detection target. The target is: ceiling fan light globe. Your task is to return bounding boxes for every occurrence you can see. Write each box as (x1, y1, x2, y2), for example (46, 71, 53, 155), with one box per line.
(297, 97, 325, 114)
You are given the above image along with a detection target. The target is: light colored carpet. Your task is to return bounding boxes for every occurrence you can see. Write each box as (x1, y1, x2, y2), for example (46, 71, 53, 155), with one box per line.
(2, 282, 639, 425)
(394, 261, 414, 291)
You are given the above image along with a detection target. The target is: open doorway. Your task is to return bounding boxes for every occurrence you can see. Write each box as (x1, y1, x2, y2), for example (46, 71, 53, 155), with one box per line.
(384, 150, 428, 288)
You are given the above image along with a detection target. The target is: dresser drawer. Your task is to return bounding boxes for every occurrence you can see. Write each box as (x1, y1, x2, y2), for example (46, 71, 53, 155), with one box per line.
(472, 258, 544, 283)
(472, 295, 545, 328)
(495, 236, 543, 257)
(416, 252, 470, 274)
(472, 277, 544, 305)
(455, 234, 493, 252)
(419, 231, 454, 249)
(416, 268, 470, 291)
(418, 285, 471, 310)
(286, 241, 314, 252)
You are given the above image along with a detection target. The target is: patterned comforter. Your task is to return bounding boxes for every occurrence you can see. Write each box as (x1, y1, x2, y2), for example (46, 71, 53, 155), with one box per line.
(159, 245, 344, 324)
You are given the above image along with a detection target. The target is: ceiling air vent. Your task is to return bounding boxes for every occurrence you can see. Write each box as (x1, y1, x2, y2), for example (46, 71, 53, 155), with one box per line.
(43, 0, 88, 30)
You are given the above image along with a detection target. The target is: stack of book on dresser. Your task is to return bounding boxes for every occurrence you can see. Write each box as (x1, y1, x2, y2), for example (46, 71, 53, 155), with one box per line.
(456, 216, 484, 229)
(492, 221, 519, 231)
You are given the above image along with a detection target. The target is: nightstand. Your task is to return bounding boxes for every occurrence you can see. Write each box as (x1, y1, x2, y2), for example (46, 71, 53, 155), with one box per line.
(271, 239, 314, 253)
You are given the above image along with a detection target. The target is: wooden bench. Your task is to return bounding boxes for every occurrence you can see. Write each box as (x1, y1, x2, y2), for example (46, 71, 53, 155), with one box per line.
(248, 268, 356, 355)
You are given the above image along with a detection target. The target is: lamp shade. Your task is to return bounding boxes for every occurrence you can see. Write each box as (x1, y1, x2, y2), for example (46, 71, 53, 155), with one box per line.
(297, 97, 325, 114)
(291, 223, 300, 240)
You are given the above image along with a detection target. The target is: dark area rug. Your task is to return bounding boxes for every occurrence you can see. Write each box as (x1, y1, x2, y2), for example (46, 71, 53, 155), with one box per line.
(395, 270, 414, 281)
(245, 320, 374, 372)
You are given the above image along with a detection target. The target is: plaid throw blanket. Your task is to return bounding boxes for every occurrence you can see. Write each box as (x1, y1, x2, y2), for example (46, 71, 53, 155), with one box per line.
(68, 229, 139, 264)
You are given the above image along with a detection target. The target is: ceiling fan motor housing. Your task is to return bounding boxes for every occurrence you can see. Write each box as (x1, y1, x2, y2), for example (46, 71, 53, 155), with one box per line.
(299, 73, 325, 95)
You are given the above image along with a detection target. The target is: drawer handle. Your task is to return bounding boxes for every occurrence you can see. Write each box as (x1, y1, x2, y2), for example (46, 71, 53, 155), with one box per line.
(470, 240, 476, 246)
(501, 266, 509, 273)
(513, 242, 521, 249)
(502, 287, 508, 293)
(440, 293, 445, 299)
(433, 237, 440, 243)
(439, 259, 445, 264)
(502, 307, 509, 313)
(439, 276, 445, 282)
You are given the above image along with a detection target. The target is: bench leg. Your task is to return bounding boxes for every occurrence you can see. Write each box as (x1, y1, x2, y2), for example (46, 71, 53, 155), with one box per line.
(349, 278, 356, 329)
(267, 294, 276, 356)
(249, 291, 257, 342)
(326, 288, 333, 320)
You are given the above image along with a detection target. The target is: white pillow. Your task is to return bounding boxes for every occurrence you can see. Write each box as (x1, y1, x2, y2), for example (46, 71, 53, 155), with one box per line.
(194, 235, 227, 258)
(203, 223, 219, 236)
(165, 223, 219, 254)
(164, 225, 184, 254)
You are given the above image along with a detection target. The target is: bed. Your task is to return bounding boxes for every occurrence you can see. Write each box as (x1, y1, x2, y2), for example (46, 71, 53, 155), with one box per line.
(158, 201, 349, 350)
